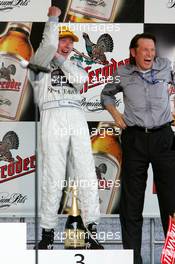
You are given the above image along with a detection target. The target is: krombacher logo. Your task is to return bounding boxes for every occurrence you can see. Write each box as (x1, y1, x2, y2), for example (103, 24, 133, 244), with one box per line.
(0, 0, 30, 11)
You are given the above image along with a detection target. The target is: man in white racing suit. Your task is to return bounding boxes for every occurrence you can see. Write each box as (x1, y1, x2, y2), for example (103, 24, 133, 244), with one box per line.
(31, 6, 103, 249)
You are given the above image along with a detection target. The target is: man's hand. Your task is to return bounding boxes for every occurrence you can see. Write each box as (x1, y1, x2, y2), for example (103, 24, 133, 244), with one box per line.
(47, 6, 61, 17)
(113, 112, 127, 129)
(105, 104, 127, 129)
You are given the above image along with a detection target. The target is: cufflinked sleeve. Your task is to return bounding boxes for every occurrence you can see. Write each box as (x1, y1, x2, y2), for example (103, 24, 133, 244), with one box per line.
(101, 73, 123, 109)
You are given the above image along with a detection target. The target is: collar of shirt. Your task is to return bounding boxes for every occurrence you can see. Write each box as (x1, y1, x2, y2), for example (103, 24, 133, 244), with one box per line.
(126, 57, 163, 74)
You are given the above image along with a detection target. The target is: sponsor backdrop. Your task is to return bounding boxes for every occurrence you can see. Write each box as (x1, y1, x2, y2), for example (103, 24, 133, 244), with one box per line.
(145, 0, 175, 24)
(0, 122, 36, 216)
(0, 0, 50, 22)
(0, 0, 174, 218)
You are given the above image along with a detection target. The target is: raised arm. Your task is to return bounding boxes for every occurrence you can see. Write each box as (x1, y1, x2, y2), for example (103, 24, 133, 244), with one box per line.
(30, 6, 61, 67)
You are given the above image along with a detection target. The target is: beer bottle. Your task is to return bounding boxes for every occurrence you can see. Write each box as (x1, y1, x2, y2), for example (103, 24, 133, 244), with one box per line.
(64, 0, 119, 22)
(91, 122, 122, 214)
(64, 185, 86, 249)
(0, 22, 33, 120)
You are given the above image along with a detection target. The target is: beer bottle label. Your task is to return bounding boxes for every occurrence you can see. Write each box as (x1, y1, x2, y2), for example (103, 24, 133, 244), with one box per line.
(0, 53, 28, 120)
(69, 0, 116, 21)
(64, 228, 85, 248)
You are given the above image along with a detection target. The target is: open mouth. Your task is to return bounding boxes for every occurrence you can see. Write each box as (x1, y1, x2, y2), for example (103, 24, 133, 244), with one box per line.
(62, 49, 70, 54)
(144, 59, 152, 63)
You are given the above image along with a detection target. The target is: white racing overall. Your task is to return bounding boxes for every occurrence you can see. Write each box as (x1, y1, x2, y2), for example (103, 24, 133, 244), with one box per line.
(30, 17, 100, 229)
